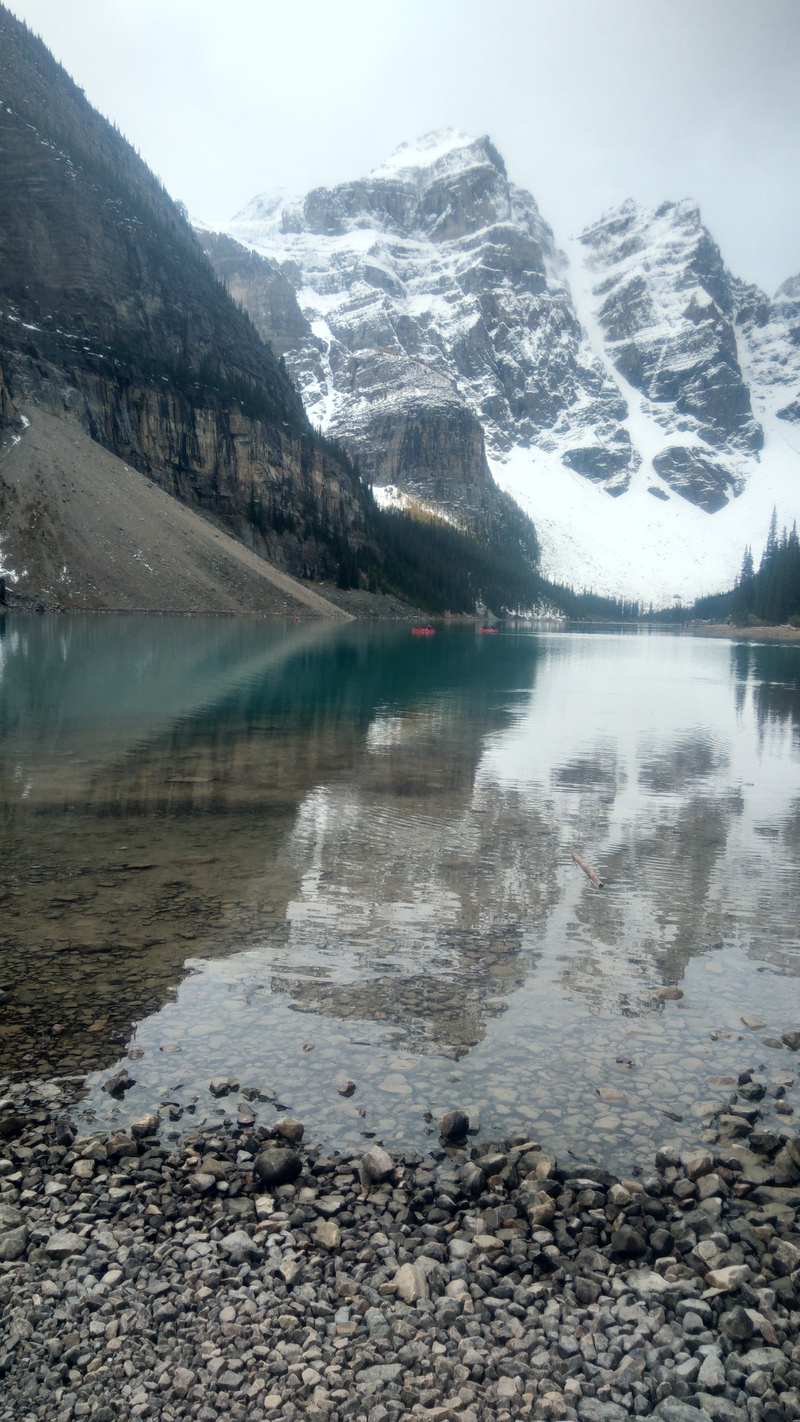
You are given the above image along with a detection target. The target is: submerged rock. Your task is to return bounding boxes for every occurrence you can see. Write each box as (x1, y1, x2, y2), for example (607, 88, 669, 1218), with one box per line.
(438, 1107, 470, 1142)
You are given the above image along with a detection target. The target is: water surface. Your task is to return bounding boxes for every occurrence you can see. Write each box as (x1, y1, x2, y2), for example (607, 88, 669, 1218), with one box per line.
(1, 616, 799, 1169)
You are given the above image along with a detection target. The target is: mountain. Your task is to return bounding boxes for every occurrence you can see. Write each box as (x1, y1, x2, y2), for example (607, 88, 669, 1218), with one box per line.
(204, 131, 800, 604)
(200, 130, 626, 551)
(0, 4, 373, 598)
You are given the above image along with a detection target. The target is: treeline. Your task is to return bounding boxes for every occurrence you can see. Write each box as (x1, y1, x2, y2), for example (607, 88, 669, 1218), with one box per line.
(338, 506, 541, 614)
(689, 513, 800, 626)
(542, 583, 641, 622)
(330, 502, 647, 618)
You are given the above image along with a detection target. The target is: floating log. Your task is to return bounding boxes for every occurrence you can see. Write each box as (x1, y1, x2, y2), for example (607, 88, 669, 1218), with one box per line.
(571, 852, 603, 889)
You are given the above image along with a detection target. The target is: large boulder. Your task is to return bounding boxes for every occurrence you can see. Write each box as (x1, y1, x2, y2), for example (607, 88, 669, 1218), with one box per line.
(253, 1148, 302, 1188)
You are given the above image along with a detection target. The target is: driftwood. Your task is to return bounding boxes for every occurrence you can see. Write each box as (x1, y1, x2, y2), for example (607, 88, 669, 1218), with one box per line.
(571, 851, 603, 889)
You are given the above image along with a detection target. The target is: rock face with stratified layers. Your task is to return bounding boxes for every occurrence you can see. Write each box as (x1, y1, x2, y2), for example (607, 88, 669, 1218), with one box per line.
(0, 4, 372, 584)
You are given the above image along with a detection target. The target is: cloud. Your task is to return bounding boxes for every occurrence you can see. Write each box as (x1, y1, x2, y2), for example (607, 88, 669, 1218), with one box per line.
(7, 0, 800, 289)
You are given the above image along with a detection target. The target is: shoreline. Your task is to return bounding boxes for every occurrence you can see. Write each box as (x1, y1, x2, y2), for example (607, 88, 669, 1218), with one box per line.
(2, 1060, 799, 1422)
(688, 625, 800, 644)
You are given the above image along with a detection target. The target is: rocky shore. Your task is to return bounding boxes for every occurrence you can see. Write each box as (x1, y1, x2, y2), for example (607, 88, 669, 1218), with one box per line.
(2, 1060, 800, 1422)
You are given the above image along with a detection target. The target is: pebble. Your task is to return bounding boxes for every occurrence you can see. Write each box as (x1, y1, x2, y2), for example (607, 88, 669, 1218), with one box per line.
(273, 1115, 305, 1142)
(1, 1079, 799, 1422)
(361, 1143, 395, 1182)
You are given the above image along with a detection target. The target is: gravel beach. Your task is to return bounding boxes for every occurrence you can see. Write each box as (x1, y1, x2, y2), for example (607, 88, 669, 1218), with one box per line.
(2, 1057, 800, 1422)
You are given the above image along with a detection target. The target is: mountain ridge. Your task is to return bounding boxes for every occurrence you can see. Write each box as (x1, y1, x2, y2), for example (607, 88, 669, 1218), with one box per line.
(204, 129, 800, 603)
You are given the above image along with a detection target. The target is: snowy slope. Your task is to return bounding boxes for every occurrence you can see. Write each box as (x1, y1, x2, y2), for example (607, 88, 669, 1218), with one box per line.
(493, 223, 800, 604)
(204, 133, 800, 605)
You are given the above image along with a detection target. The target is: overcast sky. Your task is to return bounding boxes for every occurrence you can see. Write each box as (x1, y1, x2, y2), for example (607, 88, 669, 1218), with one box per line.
(7, 0, 800, 293)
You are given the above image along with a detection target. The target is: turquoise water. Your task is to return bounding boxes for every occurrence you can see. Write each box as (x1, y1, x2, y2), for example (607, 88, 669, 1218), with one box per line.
(1, 615, 799, 1169)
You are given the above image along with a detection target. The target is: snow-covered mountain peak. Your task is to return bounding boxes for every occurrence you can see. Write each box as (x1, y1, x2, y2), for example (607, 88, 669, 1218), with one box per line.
(369, 128, 493, 181)
(775, 272, 800, 303)
(231, 129, 518, 247)
(201, 137, 800, 604)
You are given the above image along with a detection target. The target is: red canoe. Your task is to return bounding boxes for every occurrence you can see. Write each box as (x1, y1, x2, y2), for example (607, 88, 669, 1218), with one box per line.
(411, 626, 435, 636)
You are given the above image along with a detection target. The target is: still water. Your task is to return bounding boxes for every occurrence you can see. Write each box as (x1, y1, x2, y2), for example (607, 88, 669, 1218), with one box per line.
(1, 616, 799, 1170)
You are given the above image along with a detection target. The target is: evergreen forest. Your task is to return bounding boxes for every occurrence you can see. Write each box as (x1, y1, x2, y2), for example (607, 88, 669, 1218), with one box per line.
(689, 512, 800, 626)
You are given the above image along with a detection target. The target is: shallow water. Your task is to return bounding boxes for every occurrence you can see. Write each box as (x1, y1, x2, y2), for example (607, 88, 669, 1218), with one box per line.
(1, 615, 799, 1169)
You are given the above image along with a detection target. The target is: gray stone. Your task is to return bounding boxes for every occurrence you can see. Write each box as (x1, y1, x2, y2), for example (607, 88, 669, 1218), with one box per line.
(694, 1398, 747, 1422)
(172, 1367, 196, 1397)
(684, 1149, 716, 1180)
(361, 1145, 394, 1183)
(357, 1363, 403, 1389)
(705, 1265, 751, 1291)
(219, 1230, 260, 1264)
(130, 1112, 160, 1138)
(611, 1223, 647, 1256)
(719, 1306, 755, 1341)
(0, 1203, 24, 1231)
(313, 1219, 341, 1251)
(459, 1162, 485, 1196)
(0, 1225, 28, 1261)
(578, 1400, 628, 1422)
(740, 1348, 786, 1374)
(102, 1069, 136, 1098)
(496, 1376, 521, 1399)
(771, 1238, 800, 1274)
(653, 1401, 714, 1422)
(45, 1230, 87, 1259)
(697, 1353, 726, 1392)
(575, 1276, 601, 1304)
(188, 1171, 217, 1194)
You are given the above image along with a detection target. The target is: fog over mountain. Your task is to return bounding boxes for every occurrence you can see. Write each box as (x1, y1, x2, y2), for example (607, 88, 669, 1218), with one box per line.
(5, 0, 800, 294)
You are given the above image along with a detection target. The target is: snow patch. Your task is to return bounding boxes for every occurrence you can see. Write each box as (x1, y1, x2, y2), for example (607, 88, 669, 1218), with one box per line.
(372, 484, 457, 526)
(492, 424, 799, 605)
(0, 536, 19, 584)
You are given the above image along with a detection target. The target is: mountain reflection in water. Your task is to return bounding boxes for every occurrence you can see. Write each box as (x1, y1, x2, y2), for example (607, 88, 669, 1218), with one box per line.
(1, 617, 799, 1169)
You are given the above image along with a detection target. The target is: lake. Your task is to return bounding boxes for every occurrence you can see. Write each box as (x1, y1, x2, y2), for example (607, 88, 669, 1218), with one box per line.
(1, 615, 799, 1171)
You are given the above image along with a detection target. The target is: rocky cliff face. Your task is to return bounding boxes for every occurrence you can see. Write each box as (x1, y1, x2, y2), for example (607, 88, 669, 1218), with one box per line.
(735, 272, 800, 426)
(206, 131, 800, 601)
(204, 131, 633, 516)
(0, 5, 370, 580)
(576, 199, 763, 512)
